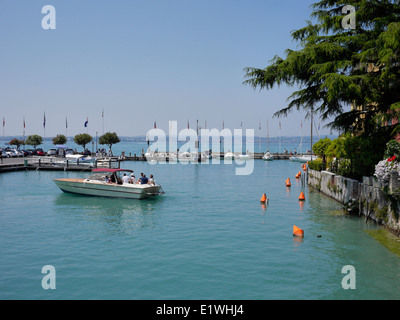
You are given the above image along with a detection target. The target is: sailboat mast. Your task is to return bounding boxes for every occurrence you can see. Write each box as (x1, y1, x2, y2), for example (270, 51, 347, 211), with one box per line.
(311, 109, 313, 161)
(267, 119, 269, 152)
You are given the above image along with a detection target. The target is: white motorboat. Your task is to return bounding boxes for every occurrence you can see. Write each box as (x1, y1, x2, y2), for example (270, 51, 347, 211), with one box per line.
(289, 155, 318, 163)
(263, 152, 273, 161)
(224, 152, 251, 160)
(53, 168, 164, 199)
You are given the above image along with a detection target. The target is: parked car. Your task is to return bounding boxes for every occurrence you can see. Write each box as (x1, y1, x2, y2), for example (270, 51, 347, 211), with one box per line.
(27, 149, 37, 155)
(20, 149, 30, 157)
(5, 148, 17, 157)
(1, 150, 8, 158)
(36, 148, 45, 156)
(47, 149, 57, 156)
(65, 149, 74, 155)
(13, 149, 24, 157)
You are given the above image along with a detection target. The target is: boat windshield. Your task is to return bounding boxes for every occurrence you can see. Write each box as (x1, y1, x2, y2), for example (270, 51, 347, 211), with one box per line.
(87, 172, 108, 181)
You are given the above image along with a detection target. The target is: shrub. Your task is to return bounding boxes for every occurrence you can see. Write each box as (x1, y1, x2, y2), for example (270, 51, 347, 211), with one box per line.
(308, 159, 324, 171)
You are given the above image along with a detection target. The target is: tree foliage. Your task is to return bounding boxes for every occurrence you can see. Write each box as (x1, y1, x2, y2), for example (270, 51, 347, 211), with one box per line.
(74, 133, 92, 150)
(243, 0, 400, 135)
(52, 134, 67, 145)
(25, 135, 43, 148)
(99, 132, 120, 153)
(8, 138, 25, 148)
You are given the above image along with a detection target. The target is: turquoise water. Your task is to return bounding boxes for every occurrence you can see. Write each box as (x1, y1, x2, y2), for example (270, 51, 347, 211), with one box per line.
(1, 158, 400, 300)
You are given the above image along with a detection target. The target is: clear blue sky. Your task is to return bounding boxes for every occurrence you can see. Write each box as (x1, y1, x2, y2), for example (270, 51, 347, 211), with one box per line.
(0, 0, 338, 138)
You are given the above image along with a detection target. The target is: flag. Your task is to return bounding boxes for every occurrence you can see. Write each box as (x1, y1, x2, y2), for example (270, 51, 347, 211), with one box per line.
(66, 117, 68, 128)
(84, 117, 88, 127)
(279, 121, 281, 130)
(187, 121, 189, 129)
(23, 117, 25, 128)
(154, 121, 156, 129)
(102, 110, 104, 118)
(259, 121, 261, 130)
(2, 117, 4, 128)
(43, 112, 46, 128)
(222, 120, 224, 129)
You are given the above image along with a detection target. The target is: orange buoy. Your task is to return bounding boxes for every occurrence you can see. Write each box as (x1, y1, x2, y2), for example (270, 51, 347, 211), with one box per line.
(293, 225, 304, 237)
(298, 171, 301, 176)
(286, 178, 291, 187)
(260, 193, 267, 203)
(299, 191, 305, 201)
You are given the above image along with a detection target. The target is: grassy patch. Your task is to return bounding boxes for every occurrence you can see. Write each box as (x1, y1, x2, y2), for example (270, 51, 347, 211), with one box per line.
(364, 229, 400, 257)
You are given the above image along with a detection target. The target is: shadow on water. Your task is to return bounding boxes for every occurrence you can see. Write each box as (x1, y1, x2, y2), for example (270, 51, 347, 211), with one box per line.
(54, 192, 166, 233)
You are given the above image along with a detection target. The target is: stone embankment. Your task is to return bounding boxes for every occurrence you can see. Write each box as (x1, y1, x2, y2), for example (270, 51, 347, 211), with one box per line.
(308, 169, 400, 235)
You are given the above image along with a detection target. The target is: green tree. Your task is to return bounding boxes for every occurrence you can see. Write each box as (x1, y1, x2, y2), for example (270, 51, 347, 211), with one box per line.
(99, 132, 120, 155)
(25, 135, 43, 148)
(243, 0, 400, 135)
(326, 136, 346, 160)
(313, 137, 331, 169)
(8, 138, 25, 149)
(74, 133, 92, 150)
(52, 134, 67, 145)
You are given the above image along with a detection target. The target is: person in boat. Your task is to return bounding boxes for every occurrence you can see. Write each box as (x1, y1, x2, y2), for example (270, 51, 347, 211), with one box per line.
(129, 173, 136, 184)
(105, 176, 110, 183)
(138, 173, 149, 184)
(149, 174, 155, 185)
(122, 173, 130, 184)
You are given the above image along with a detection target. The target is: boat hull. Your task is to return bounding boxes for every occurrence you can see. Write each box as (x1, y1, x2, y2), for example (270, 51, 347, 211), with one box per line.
(289, 156, 317, 163)
(53, 178, 162, 200)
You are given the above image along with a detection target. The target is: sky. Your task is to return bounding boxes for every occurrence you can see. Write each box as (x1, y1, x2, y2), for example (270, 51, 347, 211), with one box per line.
(0, 0, 339, 139)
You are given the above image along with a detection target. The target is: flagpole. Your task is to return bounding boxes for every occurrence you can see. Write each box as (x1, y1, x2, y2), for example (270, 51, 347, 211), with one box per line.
(102, 109, 104, 135)
(43, 111, 46, 145)
(66, 116, 68, 140)
(23, 117, 25, 147)
(2, 117, 5, 147)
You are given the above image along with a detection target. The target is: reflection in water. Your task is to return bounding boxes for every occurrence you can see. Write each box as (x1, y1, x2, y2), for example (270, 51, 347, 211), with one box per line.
(54, 193, 164, 234)
(293, 235, 304, 249)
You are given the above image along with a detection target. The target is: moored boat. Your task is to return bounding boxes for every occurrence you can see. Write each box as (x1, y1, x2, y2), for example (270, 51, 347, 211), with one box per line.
(263, 152, 273, 161)
(53, 168, 164, 199)
(289, 155, 317, 163)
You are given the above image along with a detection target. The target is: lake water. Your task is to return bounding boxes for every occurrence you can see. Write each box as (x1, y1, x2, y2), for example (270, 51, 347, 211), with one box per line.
(1, 155, 400, 300)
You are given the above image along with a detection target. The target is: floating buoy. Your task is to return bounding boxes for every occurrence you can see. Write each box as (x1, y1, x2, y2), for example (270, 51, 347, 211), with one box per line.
(286, 178, 291, 187)
(298, 171, 301, 176)
(299, 191, 305, 201)
(293, 225, 304, 237)
(260, 193, 267, 203)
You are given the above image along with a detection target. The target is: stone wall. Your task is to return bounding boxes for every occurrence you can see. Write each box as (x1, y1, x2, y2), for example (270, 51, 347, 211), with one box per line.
(308, 169, 400, 235)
